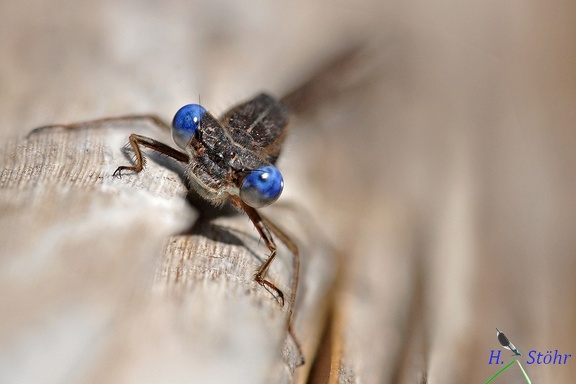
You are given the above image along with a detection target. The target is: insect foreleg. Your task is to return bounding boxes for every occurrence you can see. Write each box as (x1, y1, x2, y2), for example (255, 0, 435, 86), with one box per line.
(27, 114, 172, 137)
(232, 196, 305, 365)
(113, 134, 189, 176)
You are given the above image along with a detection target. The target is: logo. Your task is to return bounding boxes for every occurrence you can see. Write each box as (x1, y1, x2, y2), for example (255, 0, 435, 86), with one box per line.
(485, 327, 574, 383)
(486, 328, 531, 384)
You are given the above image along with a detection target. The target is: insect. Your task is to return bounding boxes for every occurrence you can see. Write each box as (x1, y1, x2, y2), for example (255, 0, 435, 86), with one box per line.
(496, 328, 522, 356)
(30, 93, 303, 364)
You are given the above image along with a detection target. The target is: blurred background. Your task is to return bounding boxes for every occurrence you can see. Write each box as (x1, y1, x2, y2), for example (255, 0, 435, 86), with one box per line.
(1, 0, 575, 382)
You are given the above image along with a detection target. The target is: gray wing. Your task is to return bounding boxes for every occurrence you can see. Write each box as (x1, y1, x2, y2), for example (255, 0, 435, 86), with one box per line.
(220, 93, 289, 164)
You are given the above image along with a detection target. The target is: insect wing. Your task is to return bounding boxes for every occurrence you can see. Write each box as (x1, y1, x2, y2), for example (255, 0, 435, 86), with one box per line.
(221, 93, 289, 164)
(196, 111, 230, 150)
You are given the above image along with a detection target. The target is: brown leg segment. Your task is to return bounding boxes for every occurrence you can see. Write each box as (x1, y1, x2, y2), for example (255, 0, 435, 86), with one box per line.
(236, 199, 285, 306)
(27, 114, 172, 137)
(232, 196, 304, 365)
(113, 134, 189, 176)
(260, 213, 304, 366)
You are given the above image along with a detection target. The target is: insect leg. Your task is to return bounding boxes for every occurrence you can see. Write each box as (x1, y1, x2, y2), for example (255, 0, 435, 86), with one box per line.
(113, 134, 189, 176)
(28, 114, 172, 137)
(232, 197, 305, 365)
(231, 197, 285, 305)
(260, 213, 299, 305)
(260, 213, 304, 366)
(27, 115, 186, 176)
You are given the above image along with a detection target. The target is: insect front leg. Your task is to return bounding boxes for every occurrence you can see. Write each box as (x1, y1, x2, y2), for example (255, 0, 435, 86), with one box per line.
(231, 197, 285, 306)
(260, 213, 304, 366)
(28, 115, 188, 176)
(232, 197, 305, 365)
(113, 134, 189, 176)
(27, 114, 172, 137)
(260, 213, 299, 308)
(27, 115, 189, 177)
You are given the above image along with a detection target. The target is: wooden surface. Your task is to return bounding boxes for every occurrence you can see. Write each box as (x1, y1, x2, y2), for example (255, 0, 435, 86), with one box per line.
(2, 1, 576, 383)
(1, 119, 336, 383)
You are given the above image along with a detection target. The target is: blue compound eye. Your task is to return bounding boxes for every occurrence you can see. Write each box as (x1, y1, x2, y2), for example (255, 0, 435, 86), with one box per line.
(172, 104, 206, 149)
(240, 165, 284, 208)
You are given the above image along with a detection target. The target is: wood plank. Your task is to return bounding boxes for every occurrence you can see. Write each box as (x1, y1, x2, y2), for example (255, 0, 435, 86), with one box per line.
(0, 123, 336, 383)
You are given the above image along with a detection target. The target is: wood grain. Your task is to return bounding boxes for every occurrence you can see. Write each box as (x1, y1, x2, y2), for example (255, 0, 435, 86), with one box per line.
(0, 122, 336, 383)
(2, 1, 576, 383)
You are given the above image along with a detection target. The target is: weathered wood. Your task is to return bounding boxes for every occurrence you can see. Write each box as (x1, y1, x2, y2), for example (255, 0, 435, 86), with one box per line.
(3, 1, 576, 383)
(0, 124, 336, 383)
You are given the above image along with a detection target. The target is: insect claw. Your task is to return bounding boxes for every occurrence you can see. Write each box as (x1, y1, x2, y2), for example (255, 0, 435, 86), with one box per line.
(276, 291, 285, 307)
(113, 165, 142, 178)
(113, 166, 128, 178)
(296, 355, 305, 367)
(268, 285, 285, 307)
